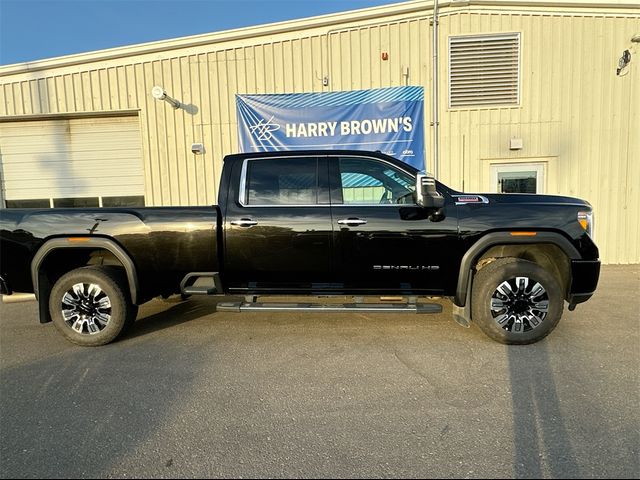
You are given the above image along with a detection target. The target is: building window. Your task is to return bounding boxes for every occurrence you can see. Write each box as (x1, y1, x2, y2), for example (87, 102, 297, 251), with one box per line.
(53, 197, 100, 208)
(449, 33, 520, 108)
(102, 196, 145, 207)
(4, 199, 51, 208)
(3, 196, 146, 208)
(490, 163, 545, 194)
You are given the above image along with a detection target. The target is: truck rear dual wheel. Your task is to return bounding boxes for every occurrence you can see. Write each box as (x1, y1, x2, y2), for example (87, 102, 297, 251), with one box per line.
(49, 266, 138, 347)
(471, 258, 564, 345)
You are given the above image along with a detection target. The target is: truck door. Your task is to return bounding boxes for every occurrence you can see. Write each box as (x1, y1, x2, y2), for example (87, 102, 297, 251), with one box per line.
(224, 156, 334, 293)
(329, 155, 458, 294)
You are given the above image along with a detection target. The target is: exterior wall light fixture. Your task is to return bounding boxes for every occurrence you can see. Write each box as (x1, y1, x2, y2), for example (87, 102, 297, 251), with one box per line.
(151, 86, 181, 109)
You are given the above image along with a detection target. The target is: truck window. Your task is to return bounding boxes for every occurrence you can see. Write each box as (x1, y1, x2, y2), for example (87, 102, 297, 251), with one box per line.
(245, 158, 318, 205)
(338, 157, 416, 205)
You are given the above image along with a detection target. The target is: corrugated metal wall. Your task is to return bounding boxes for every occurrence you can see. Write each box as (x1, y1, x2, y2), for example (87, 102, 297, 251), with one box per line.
(438, 11, 640, 265)
(0, 3, 638, 263)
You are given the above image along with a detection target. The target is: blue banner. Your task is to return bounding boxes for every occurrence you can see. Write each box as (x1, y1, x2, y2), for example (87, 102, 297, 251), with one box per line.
(236, 86, 425, 169)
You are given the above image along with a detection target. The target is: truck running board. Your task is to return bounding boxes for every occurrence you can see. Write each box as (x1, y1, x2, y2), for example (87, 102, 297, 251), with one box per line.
(180, 272, 223, 295)
(215, 302, 442, 314)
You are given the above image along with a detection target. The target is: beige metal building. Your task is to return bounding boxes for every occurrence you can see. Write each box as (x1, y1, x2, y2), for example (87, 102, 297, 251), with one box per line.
(0, 0, 638, 263)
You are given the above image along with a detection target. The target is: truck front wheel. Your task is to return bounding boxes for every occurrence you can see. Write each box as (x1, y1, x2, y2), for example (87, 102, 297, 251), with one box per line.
(471, 258, 564, 345)
(49, 266, 138, 347)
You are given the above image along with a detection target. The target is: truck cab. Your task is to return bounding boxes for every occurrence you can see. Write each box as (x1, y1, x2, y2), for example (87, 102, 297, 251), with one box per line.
(221, 152, 456, 296)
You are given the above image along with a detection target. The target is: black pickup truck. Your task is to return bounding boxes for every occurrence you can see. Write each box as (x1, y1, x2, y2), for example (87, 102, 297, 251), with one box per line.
(0, 150, 600, 346)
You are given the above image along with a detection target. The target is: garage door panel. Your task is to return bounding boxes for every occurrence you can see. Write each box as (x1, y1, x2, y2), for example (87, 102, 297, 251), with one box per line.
(0, 139, 70, 157)
(70, 118, 139, 129)
(3, 173, 144, 186)
(70, 126, 143, 136)
(0, 142, 142, 156)
(6, 183, 146, 201)
(0, 142, 141, 159)
(7, 190, 145, 202)
(0, 152, 142, 165)
(3, 163, 145, 181)
(71, 143, 141, 154)
(0, 139, 142, 156)
(0, 116, 144, 206)
(0, 123, 71, 137)
(70, 131, 141, 144)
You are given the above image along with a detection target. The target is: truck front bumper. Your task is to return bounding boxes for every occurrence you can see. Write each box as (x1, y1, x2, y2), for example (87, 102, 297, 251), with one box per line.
(567, 259, 601, 306)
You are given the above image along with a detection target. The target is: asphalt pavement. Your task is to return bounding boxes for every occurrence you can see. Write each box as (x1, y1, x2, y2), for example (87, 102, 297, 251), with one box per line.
(0, 265, 638, 479)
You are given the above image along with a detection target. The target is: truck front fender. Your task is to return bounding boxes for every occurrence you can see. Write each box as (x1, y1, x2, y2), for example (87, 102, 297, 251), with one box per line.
(454, 231, 581, 307)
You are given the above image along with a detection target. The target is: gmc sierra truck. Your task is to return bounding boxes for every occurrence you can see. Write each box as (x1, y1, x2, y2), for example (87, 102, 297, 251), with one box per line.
(0, 150, 600, 346)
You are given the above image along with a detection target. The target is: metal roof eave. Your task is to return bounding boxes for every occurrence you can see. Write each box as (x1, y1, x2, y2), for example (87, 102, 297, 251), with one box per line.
(0, 0, 637, 77)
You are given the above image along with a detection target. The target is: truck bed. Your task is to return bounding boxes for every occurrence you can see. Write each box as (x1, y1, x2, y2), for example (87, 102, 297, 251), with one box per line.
(0, 206, 221, 301)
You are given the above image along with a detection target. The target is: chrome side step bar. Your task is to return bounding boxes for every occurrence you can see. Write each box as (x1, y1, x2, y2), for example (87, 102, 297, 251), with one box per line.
(2, 293, 36, 304)
(216, 302, 442, 314)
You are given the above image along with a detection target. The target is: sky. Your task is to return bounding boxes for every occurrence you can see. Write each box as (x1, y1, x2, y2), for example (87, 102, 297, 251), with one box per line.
(0, 0, 407, 66)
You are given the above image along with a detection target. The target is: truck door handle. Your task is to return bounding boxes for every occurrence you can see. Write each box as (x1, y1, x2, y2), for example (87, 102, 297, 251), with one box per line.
(230, 218, 258, 227)
(337, 218, 367, 226)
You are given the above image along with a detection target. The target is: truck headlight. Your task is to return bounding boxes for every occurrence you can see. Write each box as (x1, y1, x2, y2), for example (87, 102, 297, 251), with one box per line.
(578, 211, 594, 237)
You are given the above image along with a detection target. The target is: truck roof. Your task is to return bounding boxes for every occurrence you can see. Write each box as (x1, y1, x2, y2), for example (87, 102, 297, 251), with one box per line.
(223, 150, 421, 173)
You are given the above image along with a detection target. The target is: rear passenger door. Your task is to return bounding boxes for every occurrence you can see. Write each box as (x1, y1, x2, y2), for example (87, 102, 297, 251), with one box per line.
(224, 156, 334, 293)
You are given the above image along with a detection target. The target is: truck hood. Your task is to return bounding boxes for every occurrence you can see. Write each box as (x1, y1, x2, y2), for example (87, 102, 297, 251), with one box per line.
(453, 191, 594, 245)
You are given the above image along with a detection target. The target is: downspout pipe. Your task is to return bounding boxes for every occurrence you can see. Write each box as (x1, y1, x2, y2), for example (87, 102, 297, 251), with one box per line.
(432, 0, 440, 179)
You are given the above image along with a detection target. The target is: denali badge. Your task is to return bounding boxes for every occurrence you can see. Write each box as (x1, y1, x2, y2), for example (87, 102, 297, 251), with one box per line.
(373, 265, 440, 271)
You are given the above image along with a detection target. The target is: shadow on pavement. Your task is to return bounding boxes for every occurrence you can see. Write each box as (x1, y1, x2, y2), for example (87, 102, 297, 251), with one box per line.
(509, 341, 579, 478)
(122, 298, 220, 340)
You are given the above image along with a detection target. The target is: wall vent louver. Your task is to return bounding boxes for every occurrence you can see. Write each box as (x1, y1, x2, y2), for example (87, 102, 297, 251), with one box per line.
(449, 33, 520, 108)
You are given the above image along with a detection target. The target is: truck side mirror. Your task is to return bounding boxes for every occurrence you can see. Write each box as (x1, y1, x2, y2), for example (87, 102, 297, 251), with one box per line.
(415, 173, 445, 209)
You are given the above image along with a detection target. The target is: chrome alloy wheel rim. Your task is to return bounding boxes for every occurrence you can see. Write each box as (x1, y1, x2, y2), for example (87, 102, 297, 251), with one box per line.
(489, 277, 549, 333)
(61, 283, 112, 335)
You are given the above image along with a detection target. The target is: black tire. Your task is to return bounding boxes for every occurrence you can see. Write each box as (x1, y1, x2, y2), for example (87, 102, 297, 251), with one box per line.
(471, 257, 564, 345)
(49, 266, 138, 347)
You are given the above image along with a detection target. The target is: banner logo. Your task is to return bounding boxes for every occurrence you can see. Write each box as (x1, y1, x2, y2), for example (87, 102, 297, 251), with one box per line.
(249, 115, 280, 141)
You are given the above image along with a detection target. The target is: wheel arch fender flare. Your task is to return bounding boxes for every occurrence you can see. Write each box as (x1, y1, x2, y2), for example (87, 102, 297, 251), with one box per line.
(31, 237, 140, 305)
(454, 231, 581, 307)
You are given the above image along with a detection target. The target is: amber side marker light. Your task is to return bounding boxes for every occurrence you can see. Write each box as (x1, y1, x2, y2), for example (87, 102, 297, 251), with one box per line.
(577, 211, 593, 237)
(510, 232, 537, 236)
(578, 212, 589, 230)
